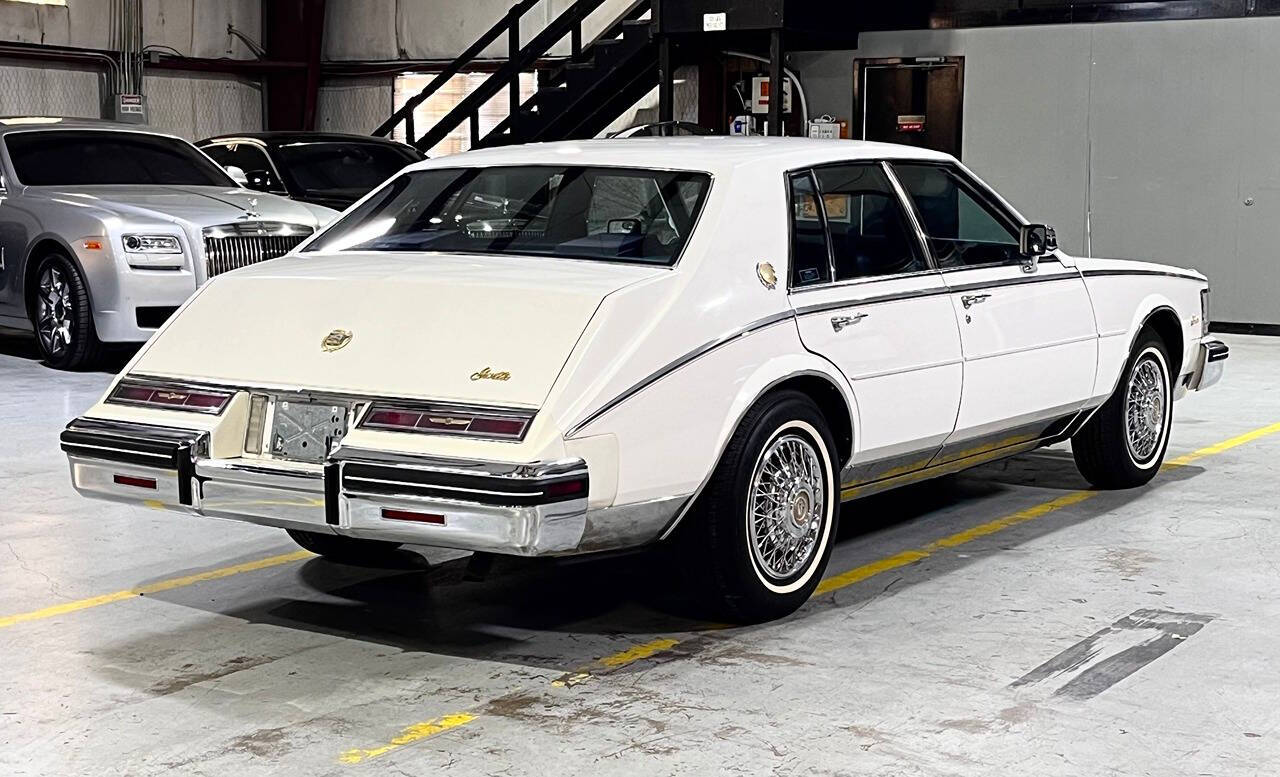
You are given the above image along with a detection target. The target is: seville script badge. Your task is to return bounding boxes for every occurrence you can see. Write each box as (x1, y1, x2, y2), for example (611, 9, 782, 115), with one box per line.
(321, 329, 353, 352)
(471, 367, 511, 382)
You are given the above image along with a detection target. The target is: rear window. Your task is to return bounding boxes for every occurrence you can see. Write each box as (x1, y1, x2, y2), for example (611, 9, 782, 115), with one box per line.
(304, 165, 711, 267)
(5, 130, 233, 187)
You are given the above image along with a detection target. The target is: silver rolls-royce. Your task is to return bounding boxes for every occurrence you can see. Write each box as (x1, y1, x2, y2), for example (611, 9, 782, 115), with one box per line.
(0, 117, 337, 369)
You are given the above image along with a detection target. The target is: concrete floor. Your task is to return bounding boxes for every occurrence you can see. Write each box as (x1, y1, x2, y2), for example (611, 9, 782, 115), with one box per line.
(1, 332, 1277, 776)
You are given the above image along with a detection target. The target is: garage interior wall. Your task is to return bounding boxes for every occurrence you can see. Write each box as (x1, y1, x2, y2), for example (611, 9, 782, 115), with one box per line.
(0, 0, 265, 138)
(793, 17, 1279, 326)
(323, 0, 640, 61)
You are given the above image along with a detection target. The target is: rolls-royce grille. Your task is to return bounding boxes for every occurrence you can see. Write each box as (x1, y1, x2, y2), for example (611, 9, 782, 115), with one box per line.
(203, 222, 313, 278)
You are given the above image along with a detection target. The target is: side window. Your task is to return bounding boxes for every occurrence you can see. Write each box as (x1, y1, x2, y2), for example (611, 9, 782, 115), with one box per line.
(205, 143, 285, 194)
(813, 164, 926, 280)
(891, 163, 1020, 268)
(788, 173, 832, 287)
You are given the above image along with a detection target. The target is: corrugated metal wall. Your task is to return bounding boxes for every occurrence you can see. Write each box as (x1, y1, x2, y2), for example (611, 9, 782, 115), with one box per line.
(0, 59, 100, 118)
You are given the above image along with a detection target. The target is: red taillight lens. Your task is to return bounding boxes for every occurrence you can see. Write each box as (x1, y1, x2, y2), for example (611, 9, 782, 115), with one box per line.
(361, 403, 533, 440)
(106, 381, 233, 414)
(113, 474, 157, 490)
(381, 508, 445, 524)
(544, 478, 588, 499)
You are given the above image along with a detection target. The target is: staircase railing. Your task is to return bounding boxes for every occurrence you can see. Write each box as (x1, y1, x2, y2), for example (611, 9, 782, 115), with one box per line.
(373, 0, 646, 152)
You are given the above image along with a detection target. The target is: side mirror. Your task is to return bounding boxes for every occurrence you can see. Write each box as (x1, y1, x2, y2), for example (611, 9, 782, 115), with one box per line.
(224, 165, 249, 186)
(1018, 223, 1057, 273)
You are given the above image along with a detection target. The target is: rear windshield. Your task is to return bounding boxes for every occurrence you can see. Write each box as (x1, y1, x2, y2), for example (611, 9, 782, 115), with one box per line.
(5, 130, 233, 187)
(274, 140, 422, 200)
(303, 165, 711, 266)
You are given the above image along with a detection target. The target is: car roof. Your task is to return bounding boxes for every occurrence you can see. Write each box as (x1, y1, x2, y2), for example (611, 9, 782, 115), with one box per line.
(198, 131, 414, 146)
(0, 116, 149, 136)
(410, 137, 955, 176)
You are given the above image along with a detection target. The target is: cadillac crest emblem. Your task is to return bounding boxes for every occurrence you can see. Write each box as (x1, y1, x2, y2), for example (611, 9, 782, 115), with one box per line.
(321, 329, 353, 352)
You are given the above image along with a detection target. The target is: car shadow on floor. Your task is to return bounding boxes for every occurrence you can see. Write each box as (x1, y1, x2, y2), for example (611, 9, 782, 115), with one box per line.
(0, 330, 135, 373)
(96, 451, 1208, 686)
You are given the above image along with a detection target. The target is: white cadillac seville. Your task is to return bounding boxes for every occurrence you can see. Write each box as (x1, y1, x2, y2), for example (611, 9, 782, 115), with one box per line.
(61, 138, 1228, 621)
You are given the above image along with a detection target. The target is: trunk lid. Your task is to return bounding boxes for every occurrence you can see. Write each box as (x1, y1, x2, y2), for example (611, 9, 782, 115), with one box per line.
(132, 253, 664, 407)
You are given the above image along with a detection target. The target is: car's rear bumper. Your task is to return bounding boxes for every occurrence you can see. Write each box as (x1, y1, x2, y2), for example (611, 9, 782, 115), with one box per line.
(60, 417, 605, 556)
(1188, 338, 1229, 392)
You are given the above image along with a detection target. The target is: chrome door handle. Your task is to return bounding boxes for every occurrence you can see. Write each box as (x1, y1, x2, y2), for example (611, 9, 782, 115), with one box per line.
(831, 313, 867, 332)
(961, 293, 991, 309)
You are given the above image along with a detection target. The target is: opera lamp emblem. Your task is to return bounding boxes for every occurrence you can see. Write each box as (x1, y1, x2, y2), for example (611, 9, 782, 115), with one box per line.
(471, 367, 511, 382)
(321, 329, 353, 352)
(757, 261, 778, 290)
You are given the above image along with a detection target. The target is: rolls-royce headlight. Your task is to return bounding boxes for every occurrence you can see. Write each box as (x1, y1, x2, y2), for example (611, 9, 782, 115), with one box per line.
(123, 234, 182, 254)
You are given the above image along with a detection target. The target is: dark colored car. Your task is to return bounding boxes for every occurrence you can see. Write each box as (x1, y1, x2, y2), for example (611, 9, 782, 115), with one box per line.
(196, 132, 425, 211)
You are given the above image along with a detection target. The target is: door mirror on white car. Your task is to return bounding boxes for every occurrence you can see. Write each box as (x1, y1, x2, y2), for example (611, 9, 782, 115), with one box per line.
(224, 165, 250, 186)
(1018, 223, 1057, 273)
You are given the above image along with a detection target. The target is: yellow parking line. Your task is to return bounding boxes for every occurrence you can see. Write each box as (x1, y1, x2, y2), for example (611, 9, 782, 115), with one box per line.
(0, 549, 313, 629)
(338, 713, 477, 764)
(6, 422, 1279, 635)
(817, 421, 1280, 596)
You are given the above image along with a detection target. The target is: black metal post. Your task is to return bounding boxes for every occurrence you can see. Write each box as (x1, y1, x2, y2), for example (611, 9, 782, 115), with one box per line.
(768, 28, 783, 136)
(405, 111, 415, 145)
(470, 111, 481, 148)
(658, 35, 673, 125)
(509, 10, 520, 118)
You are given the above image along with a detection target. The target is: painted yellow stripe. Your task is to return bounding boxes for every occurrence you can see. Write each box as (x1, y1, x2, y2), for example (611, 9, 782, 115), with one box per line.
(338, 713, 476, 764)
(598, 637, 680, 668)
(0, 549, 313, 629)
(818, 422, 1280, 596)
(1164, 421, 1280, 467)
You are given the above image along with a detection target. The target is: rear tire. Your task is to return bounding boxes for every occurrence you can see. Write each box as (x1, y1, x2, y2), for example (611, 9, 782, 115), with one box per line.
(29, 252, 104, 370)
(287, 529, 404, 567)
(1072, 332, 1173, 489)
(675, 390, 840, 623)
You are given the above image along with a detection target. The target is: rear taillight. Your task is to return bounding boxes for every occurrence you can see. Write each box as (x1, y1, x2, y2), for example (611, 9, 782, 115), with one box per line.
(106, 380, 233, 415)
(1200, 288, 1211, 335)
(361, 403, 534, 441)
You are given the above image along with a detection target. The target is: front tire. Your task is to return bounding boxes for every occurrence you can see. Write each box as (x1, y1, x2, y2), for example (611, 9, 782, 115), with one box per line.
(29, 253, 104, 370)
(1072, 332, 1174, 489)
(286, 529, 404, 567)
(678, 391, 840, 623)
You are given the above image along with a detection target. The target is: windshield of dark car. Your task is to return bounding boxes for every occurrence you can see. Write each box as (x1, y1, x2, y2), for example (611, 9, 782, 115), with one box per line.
(5, 130, 235, 187)
(274, 141, 423, 200)
(303, 165, 711, 267)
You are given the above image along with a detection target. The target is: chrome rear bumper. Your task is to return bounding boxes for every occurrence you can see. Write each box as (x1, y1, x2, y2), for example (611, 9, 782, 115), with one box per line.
(60, 418, 592, 556)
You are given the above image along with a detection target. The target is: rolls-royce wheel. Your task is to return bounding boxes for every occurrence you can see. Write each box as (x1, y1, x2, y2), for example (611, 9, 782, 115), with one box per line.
(29, 252, 104, 370)
(1072, 332, 1173, 489)
(679, 390, 840, 623)
(286, 529, 404, 567)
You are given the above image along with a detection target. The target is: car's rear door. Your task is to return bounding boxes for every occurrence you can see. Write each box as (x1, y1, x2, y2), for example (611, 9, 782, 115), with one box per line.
(787, 163, 963, 489)
(889, 161, 1098, 464)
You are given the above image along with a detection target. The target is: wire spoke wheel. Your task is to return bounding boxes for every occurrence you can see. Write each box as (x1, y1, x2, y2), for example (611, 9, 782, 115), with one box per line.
(35, 265, 74, 358)
(1123, 354, 1167, 464)
(748, 433, 826, 581)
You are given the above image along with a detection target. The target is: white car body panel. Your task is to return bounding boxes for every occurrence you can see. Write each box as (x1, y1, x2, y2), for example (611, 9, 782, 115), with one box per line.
(60, 138, 1224, 558)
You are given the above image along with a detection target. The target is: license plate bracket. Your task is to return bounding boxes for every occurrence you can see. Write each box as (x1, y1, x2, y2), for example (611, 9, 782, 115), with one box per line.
(271, 400, 349, 463)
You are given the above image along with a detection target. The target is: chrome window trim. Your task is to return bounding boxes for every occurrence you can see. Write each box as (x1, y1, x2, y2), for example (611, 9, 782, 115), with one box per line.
(784, 160, 940, 293)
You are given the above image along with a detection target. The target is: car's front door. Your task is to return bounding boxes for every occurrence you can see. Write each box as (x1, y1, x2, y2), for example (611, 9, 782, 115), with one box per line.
(787, 164, 964, 491)
(890, 162, 1099, 464)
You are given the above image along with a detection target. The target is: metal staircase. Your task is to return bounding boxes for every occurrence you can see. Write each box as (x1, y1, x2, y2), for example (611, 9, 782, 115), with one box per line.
(373, 0, 657, 152)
